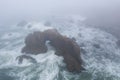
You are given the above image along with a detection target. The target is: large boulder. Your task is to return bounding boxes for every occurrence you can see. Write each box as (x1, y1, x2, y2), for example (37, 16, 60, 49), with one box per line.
(21, 29, 84, 72)
(21, 31, 48, 54)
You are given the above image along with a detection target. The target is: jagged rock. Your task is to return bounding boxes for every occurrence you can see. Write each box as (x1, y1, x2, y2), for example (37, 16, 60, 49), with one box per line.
(21, 29, 84, 72)
(16, 55, 37, 64)
(21, 31, 48, 54)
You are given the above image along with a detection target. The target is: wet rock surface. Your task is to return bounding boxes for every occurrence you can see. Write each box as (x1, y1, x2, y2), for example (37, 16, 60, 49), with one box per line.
(16, 55, 37, 64)
(21, 29, 84, 72)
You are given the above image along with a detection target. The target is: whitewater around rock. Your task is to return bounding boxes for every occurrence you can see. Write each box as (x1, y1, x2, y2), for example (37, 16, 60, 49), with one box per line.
(0, 16, 120, 80)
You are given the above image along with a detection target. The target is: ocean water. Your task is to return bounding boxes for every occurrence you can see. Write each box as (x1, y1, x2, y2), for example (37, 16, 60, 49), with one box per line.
(0, 16, 120, 80)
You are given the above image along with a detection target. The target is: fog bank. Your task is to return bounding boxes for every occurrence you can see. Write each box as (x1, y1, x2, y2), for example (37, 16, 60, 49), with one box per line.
(0, 0, 120, 39)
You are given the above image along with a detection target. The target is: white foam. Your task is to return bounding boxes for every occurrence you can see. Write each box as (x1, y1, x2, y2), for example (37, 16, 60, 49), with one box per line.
(1, 32, 21, 40)
(0, 16, 120, 80)
(24, 22, 54, 31)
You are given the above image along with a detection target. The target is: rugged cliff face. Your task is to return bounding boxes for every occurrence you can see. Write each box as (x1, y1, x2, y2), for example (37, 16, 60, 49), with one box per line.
(21, 29, 84, 72)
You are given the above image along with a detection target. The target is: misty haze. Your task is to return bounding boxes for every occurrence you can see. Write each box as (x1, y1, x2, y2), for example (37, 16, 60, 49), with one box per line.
(0, 0, 120, 80)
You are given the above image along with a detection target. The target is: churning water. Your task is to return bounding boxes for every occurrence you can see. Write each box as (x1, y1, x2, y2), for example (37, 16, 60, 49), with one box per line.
(0, 16, 120, 80)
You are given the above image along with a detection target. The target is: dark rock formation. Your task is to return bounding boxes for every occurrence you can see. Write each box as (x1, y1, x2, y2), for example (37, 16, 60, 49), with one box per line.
(21, 31, 48, 54)
(16, 55, 37, 64)
(21, 29, 85, 72)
